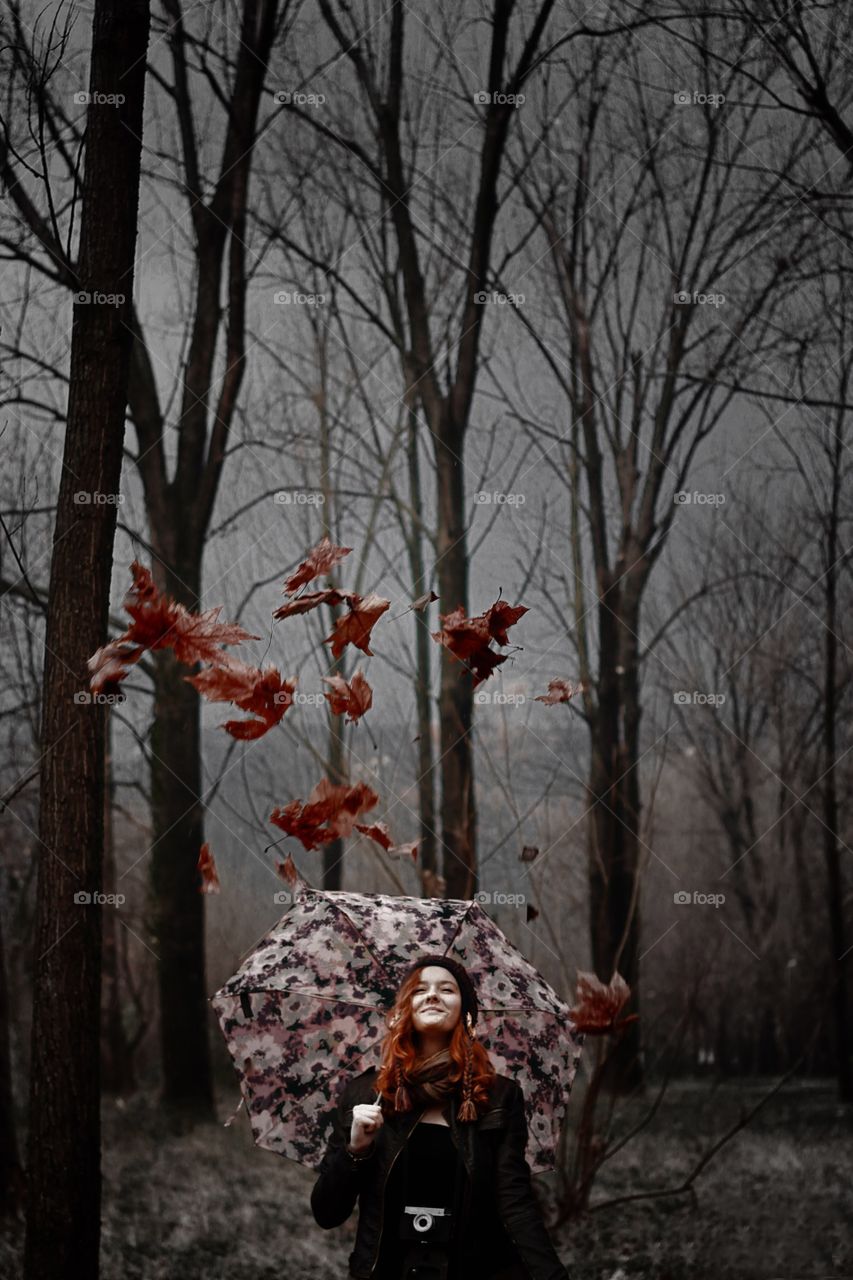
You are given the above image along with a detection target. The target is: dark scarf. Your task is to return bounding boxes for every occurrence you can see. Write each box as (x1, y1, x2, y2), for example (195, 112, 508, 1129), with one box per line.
(394, 1047, 478, 1121)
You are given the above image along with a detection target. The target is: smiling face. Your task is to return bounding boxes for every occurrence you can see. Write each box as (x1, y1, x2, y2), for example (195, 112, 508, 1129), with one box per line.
(410, 965, 463, 1040)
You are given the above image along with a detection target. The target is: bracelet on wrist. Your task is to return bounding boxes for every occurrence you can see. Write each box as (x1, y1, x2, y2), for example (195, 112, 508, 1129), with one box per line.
(345, 1141, 374, 1162)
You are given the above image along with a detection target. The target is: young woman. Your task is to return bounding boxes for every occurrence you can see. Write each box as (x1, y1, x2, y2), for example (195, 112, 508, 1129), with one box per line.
(311, 953, 570, 1280)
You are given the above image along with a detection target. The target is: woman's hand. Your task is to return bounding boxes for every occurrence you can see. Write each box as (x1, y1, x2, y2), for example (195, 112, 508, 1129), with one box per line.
(348, 1101, 384, 1154)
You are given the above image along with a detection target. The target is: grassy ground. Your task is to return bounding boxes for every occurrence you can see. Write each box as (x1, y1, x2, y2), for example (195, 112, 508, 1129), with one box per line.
(1, 1076, 851, 1279)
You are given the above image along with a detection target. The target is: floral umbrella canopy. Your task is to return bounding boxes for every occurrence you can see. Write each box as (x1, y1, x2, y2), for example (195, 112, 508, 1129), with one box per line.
(211, 886, 585, 1174)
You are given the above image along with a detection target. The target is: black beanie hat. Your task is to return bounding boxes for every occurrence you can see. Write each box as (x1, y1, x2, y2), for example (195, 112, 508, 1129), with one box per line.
(401, 953, 479, 1026)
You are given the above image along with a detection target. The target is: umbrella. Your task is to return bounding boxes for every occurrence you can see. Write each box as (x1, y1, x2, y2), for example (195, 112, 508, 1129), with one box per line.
(211, 886, 585, 1174)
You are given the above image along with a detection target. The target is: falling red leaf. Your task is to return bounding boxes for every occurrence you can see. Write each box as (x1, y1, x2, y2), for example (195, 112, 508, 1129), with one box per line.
(569, 971, 638, 1035)
(388, 840, 420, 862)
(122, 562, 259, 665)
(88, 562, 259, 695)
(432, 606, 490, 659)
(526, 903, 540, 922)
(269, 800, 335, 851)
(323, 670, 373, 722)
(197, 842, 221, 894)
(88, 641, 142, 697)
(483, 600, 529, 646)
(325, 592, 390, 658)
(520, 845, 540, 863)
(411, 590, 439, 613)
(432, 597, 526, 687)
(354, 820, 393, 850)
(276, 853, 301, 887)
(273, 588, 354, 621)
(270, 776, 380, 850)
(187, 657, 297, 740)
(283, 536, 352, 595)
(535, 678, 584, 706)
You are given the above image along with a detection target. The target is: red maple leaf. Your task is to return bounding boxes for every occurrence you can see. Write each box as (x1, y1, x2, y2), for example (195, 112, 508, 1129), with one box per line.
(88, 562, 259, 694)
(354, 823, 419, 863)
(186, 657, 297, 740)
(322, 670, 373, 722)
(432, 606, 491, 660)
(276, 853, 301, 887)
(468, 646, 508, 684)
(273, 588, 354, 621)
(325, 592, 390, 658)
(568, 971, 638, 1035)
(535, 678, 584, 706)
(269, 799, 336, 851)
(431, 597, 526, 687)
(283, 536, 352, 595)
(122, 562, 258, 664)
(270, 777, 380, 850)
(197, 842, 221, 894)
(483, 600, 529, 646)
(354, 820, 393, 850)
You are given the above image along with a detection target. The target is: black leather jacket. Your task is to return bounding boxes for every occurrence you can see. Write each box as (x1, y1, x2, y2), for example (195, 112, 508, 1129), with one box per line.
(310, 1066, 570, 1279)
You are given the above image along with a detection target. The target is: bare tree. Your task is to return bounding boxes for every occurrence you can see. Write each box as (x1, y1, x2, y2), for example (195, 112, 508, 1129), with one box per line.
(0, 0, 288, 1119)
(17, 0, 150, 1275)
(284, 0, 563, 898)
(507, 13, 819, 1088)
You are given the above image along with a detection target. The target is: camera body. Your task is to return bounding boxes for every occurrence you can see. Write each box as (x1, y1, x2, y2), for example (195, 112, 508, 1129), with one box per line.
(400, 1203, 453, 1245)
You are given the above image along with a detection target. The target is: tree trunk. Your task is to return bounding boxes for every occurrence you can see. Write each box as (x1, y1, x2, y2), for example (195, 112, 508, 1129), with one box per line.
(587, 600, 643, 1092)
(822, 439, 852, 1100)
(101, 703, 135, 1093)
(124, 0, 279, 1114)
(148, 560, 213, 1119)
(404, 382, 436, 887)
(23, 1, 149, 1274)
(0, 900, 23, 1215)
(435, 427, 476, 900)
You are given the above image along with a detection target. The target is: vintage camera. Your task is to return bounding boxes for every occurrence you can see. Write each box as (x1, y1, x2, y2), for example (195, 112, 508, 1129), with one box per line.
(400, 1203, 453, 1245)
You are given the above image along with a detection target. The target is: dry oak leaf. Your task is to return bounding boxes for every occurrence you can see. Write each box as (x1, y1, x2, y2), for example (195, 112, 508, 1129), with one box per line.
(411, 590, 439, 612)
(324, 592, 390, 658)
(322, 669, 373, 722)
(186, 656, 297, 740)
(197, 842, 221, 894)
(535, 678, 584, 706)
(569, 970, 637, 1034)
(283, 535, 352, 595)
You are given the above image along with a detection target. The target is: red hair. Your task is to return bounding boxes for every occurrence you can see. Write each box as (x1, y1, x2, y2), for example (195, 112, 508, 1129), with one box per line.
(375, 968, 496, 1113)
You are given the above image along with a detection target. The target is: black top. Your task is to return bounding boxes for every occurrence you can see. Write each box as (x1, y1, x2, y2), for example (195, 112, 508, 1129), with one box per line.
(374, 1120, 461, 1279)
